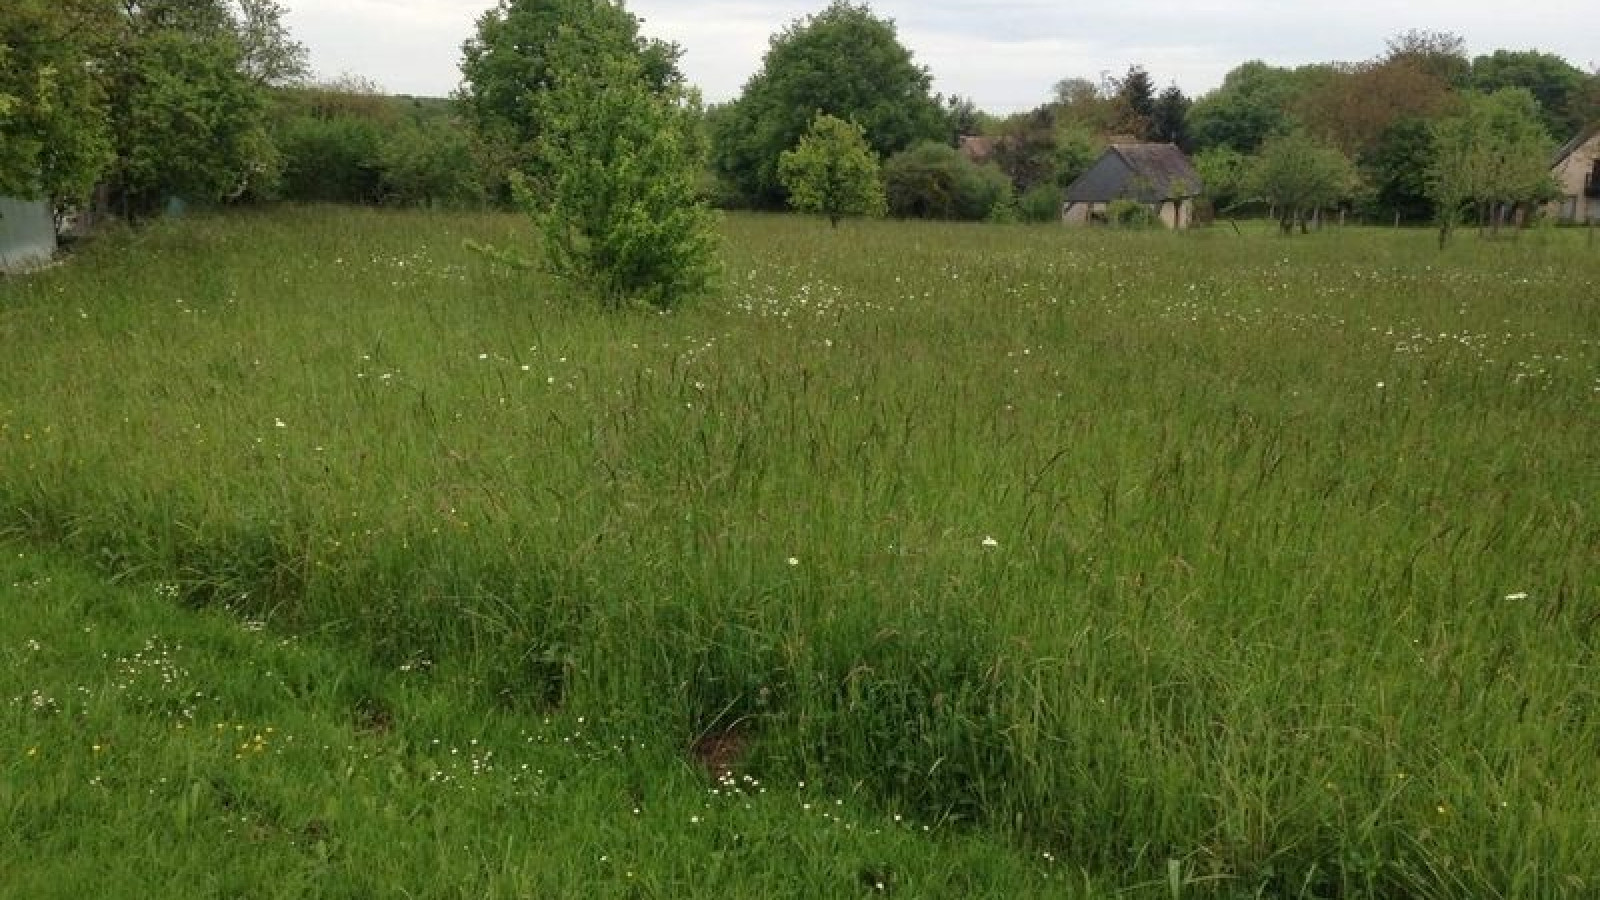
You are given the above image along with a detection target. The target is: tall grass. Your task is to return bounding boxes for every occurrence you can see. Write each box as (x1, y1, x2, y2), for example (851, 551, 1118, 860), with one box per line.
(3, 208, 1596, 896)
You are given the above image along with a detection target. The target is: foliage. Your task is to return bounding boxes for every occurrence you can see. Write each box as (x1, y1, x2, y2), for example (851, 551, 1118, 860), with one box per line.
(378, 117, 486, 209)
(232, 0, 308, 86)
(457, 0, 681, 199)
(1192, 145, 1251, 212)
(1187, 61, 1315, 154)
(1110, 65, 1156, 137)
(777, 113, 886, 226)
(518, 26, 717, 308)
(710, 1, 944, 207)
(882, 141, 1011, 221)
(107, 24, 276, 215)
(1470, 49, 1589, 139)
(1362, 118, 1438, 223)
(1293, 57, 1453, 159)
(1149, 85, 1191, 148)
(1383, 29, 1471, 87)
(1105, 197, 1157, 228)
(272, 109, 387, 204)
(989, 108, 1098, 193)
(1427, 88, 1557, 244)
(0, 0, 113, 206)
(1014, 183, 1063, 223)
(1245, 129, 1358, 232)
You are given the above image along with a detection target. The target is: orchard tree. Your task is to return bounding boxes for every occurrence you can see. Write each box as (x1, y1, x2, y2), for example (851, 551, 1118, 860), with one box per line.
(1245, 130, 1358, 233)
(458, 0, 680, 196)
(1427, 88, 1555, 244)
(712, 1, 944, 207)
(0, 0, 113, 207)
(515, 20, 718, 308)
(777, 113, 886, 226)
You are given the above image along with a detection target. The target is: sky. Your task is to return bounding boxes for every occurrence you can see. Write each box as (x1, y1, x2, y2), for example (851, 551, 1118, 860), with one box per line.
(279, 1, 1599, 113)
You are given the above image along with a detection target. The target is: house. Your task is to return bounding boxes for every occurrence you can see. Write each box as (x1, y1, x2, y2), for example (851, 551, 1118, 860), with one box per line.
(1547, 125, 1600, 224)
(0, 195, 57, 274)
(1062, 143, 1203, 229)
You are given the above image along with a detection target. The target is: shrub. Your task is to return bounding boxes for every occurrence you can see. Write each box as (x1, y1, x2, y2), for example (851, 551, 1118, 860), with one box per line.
(1107, 198, 1158, 228)
(1015, 183, 1064, 223)
(883, 141, 1013, 221)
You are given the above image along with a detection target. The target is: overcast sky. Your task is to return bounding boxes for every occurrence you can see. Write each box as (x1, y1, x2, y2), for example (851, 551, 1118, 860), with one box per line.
(279, 1, 1598, 113)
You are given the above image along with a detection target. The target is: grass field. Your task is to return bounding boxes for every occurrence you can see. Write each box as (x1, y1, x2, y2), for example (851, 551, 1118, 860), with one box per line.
(2, 209, 1597, 897)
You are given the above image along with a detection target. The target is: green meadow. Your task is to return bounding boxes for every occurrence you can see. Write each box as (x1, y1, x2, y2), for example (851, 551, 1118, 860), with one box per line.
(2, 210, 1596, 898)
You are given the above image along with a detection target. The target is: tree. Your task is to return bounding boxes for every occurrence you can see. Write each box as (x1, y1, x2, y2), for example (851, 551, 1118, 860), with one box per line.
(1111, 65, 1156, 137)
(517, 19, 718, 308)
(233, 0, 309, 86)
(106, 19, 275, 215)
(457, 0, 681, 198)
(1384, 29, 1470, 87)
(777, 113, 886, 226)
(0, 0, 113, 207)
(1470, 50, 1588, 139)
(711, 1, 944, 207)
(1188, 61, 1318, 154)
(1294, 57, 1452, 159)
(1192, 145, 1251, 214)
(1245, 130, 1358, 233)
(1364, 118, 1437, 223)
(1427, 89, 1556, 245)
(1150, 85, 1191, 148)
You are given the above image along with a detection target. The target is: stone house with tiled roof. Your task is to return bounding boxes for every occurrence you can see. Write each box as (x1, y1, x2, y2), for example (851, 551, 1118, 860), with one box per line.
(1061, 143, 1202, 229)
(1546, 125, 1600, 224)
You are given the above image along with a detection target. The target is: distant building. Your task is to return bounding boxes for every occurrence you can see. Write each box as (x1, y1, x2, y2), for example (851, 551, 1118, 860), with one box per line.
(0, 195, 56, 273)
(1547, 126, 1600, 224)
(957, 135, 1000, 165)
(1062, 143, 1203, 229)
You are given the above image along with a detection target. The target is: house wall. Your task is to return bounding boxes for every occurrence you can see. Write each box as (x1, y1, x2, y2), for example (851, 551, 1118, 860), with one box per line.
(1158, 199, 1195, 229)
(1547, 132, 1600, 223)
(0, 196, 56, 273)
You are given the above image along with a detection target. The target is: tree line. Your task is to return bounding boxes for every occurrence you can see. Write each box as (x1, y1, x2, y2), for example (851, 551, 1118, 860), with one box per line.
(5, 1, 1597, 302)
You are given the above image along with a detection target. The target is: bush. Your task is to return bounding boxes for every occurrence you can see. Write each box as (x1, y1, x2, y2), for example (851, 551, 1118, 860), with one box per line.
(1015, 183, 1063, 223)
(274, 115, 386, 204)
(1107, 198, 1158, 228)
(378, 118, 485, 209)
(883, 142, 1013, 221)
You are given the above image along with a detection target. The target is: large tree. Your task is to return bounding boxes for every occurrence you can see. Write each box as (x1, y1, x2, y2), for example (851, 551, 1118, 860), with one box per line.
(457, 0, 681, 197)
(1187, 61, 1325, 154)
(1470, 50, 1589, 139)
(710, 1, 945, 207)
(102, 1, 278, 216)
(0, 0, 113, 207)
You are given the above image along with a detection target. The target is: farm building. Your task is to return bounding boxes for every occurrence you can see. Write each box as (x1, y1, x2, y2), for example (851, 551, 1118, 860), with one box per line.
(1547, 125, 1600, 224)
(0, 195, 57, 273)
(1062, 143, 1203, 229)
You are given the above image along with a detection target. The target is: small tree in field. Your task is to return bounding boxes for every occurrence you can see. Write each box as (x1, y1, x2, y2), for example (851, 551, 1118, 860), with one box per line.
(517, 24, 719, 310)
(1246, 130, 1357, 234)
(778, 113, 886, 226)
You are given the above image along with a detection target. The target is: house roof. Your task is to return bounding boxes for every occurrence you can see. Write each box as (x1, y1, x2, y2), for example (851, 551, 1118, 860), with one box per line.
(1064, 143, 1202, 204)
(1552, 124, 1600, 168)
